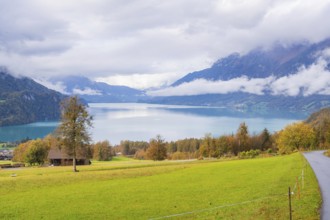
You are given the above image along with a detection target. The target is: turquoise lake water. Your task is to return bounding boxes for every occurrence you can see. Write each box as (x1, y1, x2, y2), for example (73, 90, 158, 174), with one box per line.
(0, 103, 305, 144)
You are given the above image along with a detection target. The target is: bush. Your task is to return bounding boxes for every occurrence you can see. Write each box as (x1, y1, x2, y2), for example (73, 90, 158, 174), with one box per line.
(146, 135, 167, 161)
(92, 141, 113, 161)
(276, 122, 316, 154)
(13, 139, 49, 166)
(238, 150, 260, 159)
(134, 149, 147, 160)
(170, 152, 190, 160)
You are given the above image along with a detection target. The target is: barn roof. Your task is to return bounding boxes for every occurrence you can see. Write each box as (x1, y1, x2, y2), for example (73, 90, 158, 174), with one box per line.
(48, 147, 88, 160)
(48, 148, 71, 159)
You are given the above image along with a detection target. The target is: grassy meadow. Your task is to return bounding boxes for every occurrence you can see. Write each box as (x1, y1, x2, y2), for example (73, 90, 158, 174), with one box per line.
(0, 154, 320, 219)
(0, 160, 12, 165)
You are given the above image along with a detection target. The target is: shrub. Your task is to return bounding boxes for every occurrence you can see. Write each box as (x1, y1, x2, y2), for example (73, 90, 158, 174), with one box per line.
(170, 152, 190, 160)
(134, 149, 147, 160)
(276, 122, 316, 154)
(238, 150, 260, 159)
(92, 141, 113, 161)
(13, 139, 49, 166)
(146, 135, 167, 161)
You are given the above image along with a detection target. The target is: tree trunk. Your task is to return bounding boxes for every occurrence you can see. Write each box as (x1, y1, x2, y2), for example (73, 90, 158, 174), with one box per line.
(73, 156, 77, 172)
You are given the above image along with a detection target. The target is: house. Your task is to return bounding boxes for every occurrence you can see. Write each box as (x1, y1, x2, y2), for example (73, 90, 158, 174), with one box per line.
(47, 148, 90, 166)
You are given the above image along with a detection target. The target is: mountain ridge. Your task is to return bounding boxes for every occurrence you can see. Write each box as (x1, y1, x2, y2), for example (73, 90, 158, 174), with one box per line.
(172, 38, 330, 86)
(147, 38, 330, 113)
(48, 75, 145, 103)
(0, 68, 65, 126)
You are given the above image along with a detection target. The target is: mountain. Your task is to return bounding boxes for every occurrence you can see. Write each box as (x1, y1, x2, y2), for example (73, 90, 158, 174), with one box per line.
(146, 93, 330, 113)
(173, 38, 330, 86)
(48, 76, 145, 103)
(0, 68, 65, 126)
(148, 38, 330, 113)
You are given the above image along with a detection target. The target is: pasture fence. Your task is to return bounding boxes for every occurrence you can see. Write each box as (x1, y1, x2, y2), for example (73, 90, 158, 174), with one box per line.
(149, 164, 309, 220)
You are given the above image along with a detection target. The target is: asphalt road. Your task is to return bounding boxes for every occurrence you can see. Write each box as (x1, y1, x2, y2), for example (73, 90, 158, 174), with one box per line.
(303, 151, 330, 220)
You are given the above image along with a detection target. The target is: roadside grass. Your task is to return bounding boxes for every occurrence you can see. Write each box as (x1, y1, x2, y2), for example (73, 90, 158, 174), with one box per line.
(0, 153, 320, 219)
(325, 150, 330, 157)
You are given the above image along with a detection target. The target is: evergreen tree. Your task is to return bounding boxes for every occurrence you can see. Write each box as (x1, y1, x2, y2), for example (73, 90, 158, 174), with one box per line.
(260, 128, 272, 150)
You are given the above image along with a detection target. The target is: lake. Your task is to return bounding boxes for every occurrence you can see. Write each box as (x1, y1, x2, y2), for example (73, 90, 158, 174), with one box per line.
(0, 103, 305, 144)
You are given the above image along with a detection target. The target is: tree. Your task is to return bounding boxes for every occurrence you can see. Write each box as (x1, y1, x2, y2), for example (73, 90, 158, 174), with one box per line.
(146, 135, 167, 160)
(313, 119, 330, 148)
(92, 140, 113, 161)
(199, 133, 216, 158)
(56, 96, 93, 172)
(121, 140, 131, 155)
(13, 139, 49, 166)
(305, 107, 330, 149)
(25, 139, 49, 166)
(260, 128, 272, 150)
(12, 142, 29, 163)
(236, 122, 250, 153)
(134, 149, 147, 160)
(216, 135, 230, 156)
(276, 122, 316, 154)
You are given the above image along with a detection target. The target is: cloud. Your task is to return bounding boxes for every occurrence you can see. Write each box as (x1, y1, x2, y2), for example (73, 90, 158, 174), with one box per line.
(96, 72, 180, 90)
(148, 54, 330, 97)
(147, 76, 275, 96)
(0, 0, 330, 88)
(271, 57, 330, 96)
(72, 87, 102, 96)
(35, 79, 69, 95)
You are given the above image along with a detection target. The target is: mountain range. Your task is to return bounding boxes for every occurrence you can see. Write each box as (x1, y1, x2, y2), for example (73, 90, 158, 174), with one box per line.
(2, 37, 330, 126)
(47, 76, 145, 103)
(146, 38, 330, 113)
(0, 68, 64, 126)
(172, 38, 330, 85)
(42, 38, 330, 114)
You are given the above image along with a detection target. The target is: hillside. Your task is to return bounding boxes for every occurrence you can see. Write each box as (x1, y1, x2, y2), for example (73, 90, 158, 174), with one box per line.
(306, 107, 330, 125)
(146, 93, 330, 113)
(305, 108, 330, 144)
(0, 68, 64, 126)
(48, 76, 145, 103)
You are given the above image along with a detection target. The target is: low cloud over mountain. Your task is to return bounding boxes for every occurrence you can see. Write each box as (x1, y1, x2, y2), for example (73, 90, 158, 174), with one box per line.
(148, 57, 330, 97)
(1, 1, 330, 88)
(148, 43, 330, 97)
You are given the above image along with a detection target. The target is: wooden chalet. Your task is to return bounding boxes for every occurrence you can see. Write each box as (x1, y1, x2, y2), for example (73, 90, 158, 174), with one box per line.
(48, 148, 90, 166)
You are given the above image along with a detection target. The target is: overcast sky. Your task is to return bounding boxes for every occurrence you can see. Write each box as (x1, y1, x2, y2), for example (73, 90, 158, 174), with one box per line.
(1, 0, 330, 89)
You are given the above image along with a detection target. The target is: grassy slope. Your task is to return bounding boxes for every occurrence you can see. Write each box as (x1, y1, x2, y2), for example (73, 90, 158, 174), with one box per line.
(325, 150, 330, 157)
(0, 154, 320, 219)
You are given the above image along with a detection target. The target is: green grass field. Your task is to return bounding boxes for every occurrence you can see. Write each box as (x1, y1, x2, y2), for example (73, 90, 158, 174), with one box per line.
(0, 154, 320, 219)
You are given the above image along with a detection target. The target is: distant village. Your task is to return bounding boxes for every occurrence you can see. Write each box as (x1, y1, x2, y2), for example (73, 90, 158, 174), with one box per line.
(0, 141, 16, 160)
(0, 148, 14, 160)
